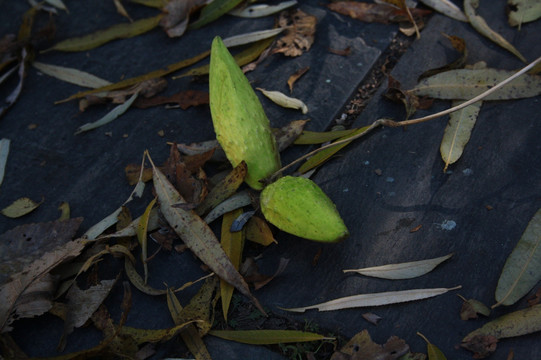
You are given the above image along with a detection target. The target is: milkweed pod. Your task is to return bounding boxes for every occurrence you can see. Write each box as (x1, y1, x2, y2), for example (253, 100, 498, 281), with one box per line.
(260, 176, 349, 242)
(209, 36, 281, 190)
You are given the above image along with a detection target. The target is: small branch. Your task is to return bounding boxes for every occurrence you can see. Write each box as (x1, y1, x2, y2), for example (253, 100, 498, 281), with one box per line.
(267, 55, 541, 181)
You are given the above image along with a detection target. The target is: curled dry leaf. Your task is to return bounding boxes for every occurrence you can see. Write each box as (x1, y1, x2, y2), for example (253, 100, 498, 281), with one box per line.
(257, 88, 308, 114)
(494, 208, 541, 307)
(274, 9, 317, 57)
(330, 329, 409, 360)
(462, 304, 541, 358)
(343, 253, 453, 280)
(287, 66, 309, 92)
(160, 0, 208, 38)
(282, 286, 461, 312)
(229, 0, 298, 18)
(458, 295, 491, 320)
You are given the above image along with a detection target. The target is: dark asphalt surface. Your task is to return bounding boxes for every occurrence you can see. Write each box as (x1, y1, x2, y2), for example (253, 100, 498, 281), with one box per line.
(1, 0, 540, 359)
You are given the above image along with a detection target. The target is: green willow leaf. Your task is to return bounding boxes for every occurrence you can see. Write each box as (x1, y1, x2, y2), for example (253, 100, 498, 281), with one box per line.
(45, 15, 163, 52)
(298, 126, 370, 173)
(208, 329, 331, 345)
(188, 0, 244, 30)
(494, 208, 541, 306)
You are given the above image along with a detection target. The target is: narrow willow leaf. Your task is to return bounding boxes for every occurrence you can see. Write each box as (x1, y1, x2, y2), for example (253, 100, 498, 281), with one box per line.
(195, 161, 247, 216)
(257, 88, 308, 114)
(124, 257, 167, 295)
(283, 286, 461, 312)
(129, 0, 166, 8)
(208, 329, 331, 345)
(45, 15, 163, 52)
(343, 253, 453, 280)
(508, 0, 541, 27)
(409, 68, 541, 100)
(174, 37, 274, 79)
(418, 0, 467, 21)
(203, 190, 252, 224)
(494, 208, 541, 307)
(75, 92, 138, 134)
(462, 304, 541, 342)
(0, 138, 10, 188)
(440, 100, 482, 172)
(44, 0, 68, 11)
(294, 129, 360, 145)
(273, 119, 309, 151)
(148, 153, 265, 315)
(58, 50, 210, 103)
(222, 28, 284, 48)
(120, 322, 197, 343)
(166, 288, 212, 360)
(220, 209, 245, 321)
(229, 1, 298, 18)
(33, 62, 111, 88)
(1, 197, 43, 218)
(418, 333, 447, 360)
(137, 197, 156, 284)
(178, 277, 219, 335)
(464, 0, 526, 62)
(100, 207, 159, 239)
(298, 126, 370, 174)
(188, 0, 244, 29)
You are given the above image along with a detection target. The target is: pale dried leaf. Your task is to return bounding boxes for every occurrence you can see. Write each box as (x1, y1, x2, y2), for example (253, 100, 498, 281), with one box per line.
(229, 1, 298, 18)
(203, 190, 252, 224)
(1, 197, 43, 218)
(418, 0, 467, 21)
(494, 208, 541, 306)
(464, 0, 526, 62)
(257, 88, 308, 113)
(508, 0, 541, 27)
(33, 61, 112, 89)
(283, 286, 461, 312)
(343, 253, 453, 279)
(75, 92, 138, 134)
(223, 28, 284, 48)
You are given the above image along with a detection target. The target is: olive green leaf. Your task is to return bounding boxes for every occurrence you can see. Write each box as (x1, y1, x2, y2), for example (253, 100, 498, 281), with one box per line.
(189, 0, 244, 29)
(208, 329, 332, 345)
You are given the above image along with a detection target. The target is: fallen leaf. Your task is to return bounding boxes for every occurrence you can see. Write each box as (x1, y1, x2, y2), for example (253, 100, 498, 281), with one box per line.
(220, 209, 245, 321)
(114, 0, 133, 22)
(160, 0, 208, 37)
(44, 15, 164, 52)
(196, 161, 247, 216)
(294, 128, 358, 145)
(257, 88, 308, 113)
(32, 62, 112, 88)
(137, 198, 157, 284)
(229, 0, 298, 18)
(222, 28, 285, 48)
(177, 139, 227, 162)
(272, 119, 309, 151)
(134, 89, 209, 109)
(362, 312, 382, 325)
(0, 49, 27, 119)
(462, 304, 541, 358)
(417, 333, 447, 360)
(328, 2, 431, 24)
(418, 0, 467, 21)
(189, 0, 244, 29)
(328, 46, 352, 56)
(527, 287, 541, 307)
(330, 329, 409, 360)
(203, 190, 252, 224)
(409, 68, 541, 100)
(283, 286, 461, 312)
(464, 0, 526, 62)
(343, 253, 453, 280)
(0, 138, 10, 189)
(75, 92, 139, 134)
(245, 216, 276, 246)
(287, 66, 309, 92)
(440, 99, 482, 172)
(380, 0, 420, 38)
(298, 126, 371, 173)
(1, 197, 43, 218)
(148, 153, 266, 315)
(209, 329, 331, 345)
(177, 277, 219, 335)
(125, 163, 154, 185)
(494, 208, 541, 307)
(241, 257, 289, 290)
(508, 0, 541, 27)
(458, 295, 491, 320)
(124, 258, 166, 296)
(166, 288, 211, 360)
(274, 9, 316, 57)
(45, 0, 67, 11)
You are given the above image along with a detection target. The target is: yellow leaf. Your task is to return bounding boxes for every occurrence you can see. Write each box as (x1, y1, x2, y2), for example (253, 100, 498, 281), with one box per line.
(245, 216, 276, 246)
(208, 329, 332, 345)
(58, 202, 70, 220)
(137, 197, 157, 284)
(44, 15, 164, 52)
(1, 197, 43, 218)
(220, 209, 245, 321)
(418, 332, 447, 360)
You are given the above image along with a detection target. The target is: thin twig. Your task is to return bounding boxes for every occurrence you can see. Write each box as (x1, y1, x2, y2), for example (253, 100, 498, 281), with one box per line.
(266, 55, 541, 181)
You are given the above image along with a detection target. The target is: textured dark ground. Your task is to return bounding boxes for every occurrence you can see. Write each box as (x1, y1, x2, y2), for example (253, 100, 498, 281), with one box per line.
(1, 0, 540, 359)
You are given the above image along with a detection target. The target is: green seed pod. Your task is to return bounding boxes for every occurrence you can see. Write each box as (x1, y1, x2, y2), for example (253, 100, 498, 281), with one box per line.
(260, 176, 349, 242)
(209, 36, 281, 190)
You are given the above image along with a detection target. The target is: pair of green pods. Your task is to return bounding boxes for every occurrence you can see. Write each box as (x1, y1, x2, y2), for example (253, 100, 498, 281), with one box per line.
(209, 37, 348, 243)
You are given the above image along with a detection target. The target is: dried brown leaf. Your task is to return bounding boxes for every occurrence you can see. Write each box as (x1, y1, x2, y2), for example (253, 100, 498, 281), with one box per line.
(287, 66, 309, 92)
(134, 89, 209, 109)
(274, 9, 316, 57)
(327, 2, 431, 24)
(330, 329, 409, 360)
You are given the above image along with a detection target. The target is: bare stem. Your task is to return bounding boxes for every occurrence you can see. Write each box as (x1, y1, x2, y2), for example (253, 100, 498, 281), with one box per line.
(268, 55, 541, 180)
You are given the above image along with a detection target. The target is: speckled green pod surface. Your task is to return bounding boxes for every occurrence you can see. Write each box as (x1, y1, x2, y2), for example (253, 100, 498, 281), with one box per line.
(209, 36, 281, 190)
(260, 176, 349, 242)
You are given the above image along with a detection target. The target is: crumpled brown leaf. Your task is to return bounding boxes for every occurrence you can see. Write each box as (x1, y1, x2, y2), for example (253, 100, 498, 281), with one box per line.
(274, 9, 316, 57)
(461, 335, 498, 359)
(160, 0, 209, 37)
(134, 89, 209, 109)
(330, 329, 409, 360)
